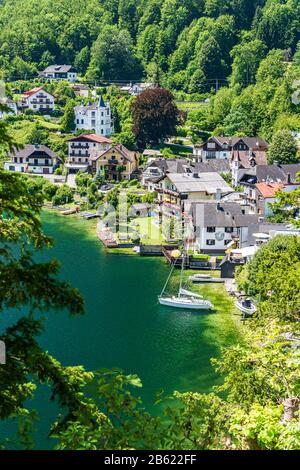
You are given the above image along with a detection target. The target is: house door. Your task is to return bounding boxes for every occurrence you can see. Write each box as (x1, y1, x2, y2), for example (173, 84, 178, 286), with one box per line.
(43, 167, 50, 174)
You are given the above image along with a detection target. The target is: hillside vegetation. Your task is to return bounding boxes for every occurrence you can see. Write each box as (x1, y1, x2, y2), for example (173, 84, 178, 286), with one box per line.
(0, 0, 299, 87)
(1, 1, 300, 142)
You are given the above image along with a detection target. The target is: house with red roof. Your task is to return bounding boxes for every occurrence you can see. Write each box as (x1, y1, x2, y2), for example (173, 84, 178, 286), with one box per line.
(255, 182, 286, 217)
(22, 87, 55, 112)
(66, 134, 113, 174)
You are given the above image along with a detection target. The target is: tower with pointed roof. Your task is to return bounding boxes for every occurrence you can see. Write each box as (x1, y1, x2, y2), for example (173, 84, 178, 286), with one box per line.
(74, 96, 113, 136)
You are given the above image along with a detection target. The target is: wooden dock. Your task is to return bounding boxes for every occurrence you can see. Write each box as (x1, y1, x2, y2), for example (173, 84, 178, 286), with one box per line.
(79, 212, 100, 220)
(97, 230, 118, 248)
(189, 276, 225, 284)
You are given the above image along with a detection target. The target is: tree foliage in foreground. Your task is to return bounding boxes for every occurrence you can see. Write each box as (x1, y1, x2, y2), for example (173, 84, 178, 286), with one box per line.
(237, 235, 300, 322)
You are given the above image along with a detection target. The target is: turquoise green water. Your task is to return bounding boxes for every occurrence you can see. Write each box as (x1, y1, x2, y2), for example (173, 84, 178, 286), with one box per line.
(2, 211, 241, 449)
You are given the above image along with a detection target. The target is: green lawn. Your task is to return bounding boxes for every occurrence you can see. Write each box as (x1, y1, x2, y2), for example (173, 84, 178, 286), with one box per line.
(8, 116, 64, 145)
(176, 101, 208, 112)
(117, 216, 165, 245)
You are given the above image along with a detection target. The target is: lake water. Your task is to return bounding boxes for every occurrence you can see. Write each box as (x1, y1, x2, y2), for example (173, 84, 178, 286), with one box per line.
(1, 211, 241, 449)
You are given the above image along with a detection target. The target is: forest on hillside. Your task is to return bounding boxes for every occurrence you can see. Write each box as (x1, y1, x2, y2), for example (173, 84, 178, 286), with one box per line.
(0, 0, 299, 89)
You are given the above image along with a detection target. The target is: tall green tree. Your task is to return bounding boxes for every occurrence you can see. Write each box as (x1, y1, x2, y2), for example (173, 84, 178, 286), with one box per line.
(268, 129, 299, 164)
(89, 25, 141, 80)
(230, 38, 267, 87)
(61, 100, 76, 133)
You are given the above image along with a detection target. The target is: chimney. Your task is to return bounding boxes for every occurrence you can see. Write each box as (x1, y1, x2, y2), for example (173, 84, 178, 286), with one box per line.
(287, 173, 291, 184)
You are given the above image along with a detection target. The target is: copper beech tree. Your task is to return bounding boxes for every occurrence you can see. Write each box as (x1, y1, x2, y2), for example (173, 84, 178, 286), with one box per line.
(131, 87, 185, 148)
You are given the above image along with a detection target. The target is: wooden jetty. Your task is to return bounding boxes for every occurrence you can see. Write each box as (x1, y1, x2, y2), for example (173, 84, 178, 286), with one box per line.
(189, 275, 225, 284)
(79, 211, 100, 220)
(97, 229, 118, 248)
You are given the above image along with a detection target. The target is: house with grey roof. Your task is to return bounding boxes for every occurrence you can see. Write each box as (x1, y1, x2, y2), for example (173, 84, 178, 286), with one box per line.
(142, 158, 191, 189)
(0, 97, 18, 119)
(156, 171, 233, 218)
(187, 200, 259, 253)
(40, 65, 77, 82)
(74, 96, 113, 136)
(238, 163, 300, 216)
(194, 160, 231, 174)
(193, 136, 268, 164)
(4, 144, 62, 175)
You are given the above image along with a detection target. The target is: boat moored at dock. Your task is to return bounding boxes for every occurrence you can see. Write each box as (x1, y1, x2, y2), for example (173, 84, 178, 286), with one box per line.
(159, 296, 213, 310)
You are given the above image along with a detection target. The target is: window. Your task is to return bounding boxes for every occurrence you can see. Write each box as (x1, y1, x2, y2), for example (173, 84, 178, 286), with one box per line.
(78, 158, 81, 162)
(207, 227, 216, 233)
(207, 152, 216, 159)
(207, 142, 216, 149)
(225, 227, 234, 233)
(206, 240, 215, 246)
(101, 129, 104, 134)
(77, 119, 79, 124)
(20, 157, 23, 163)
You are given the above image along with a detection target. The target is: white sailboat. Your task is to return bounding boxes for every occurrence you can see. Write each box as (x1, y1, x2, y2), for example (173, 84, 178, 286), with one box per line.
(158, 249, 213, 311)
(179, 288, 203, 299)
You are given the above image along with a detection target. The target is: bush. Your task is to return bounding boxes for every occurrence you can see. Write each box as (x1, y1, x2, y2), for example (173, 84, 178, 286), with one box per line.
(52, 185, 74, 206)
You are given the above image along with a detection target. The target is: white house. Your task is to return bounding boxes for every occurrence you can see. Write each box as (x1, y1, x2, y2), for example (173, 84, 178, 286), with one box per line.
(121, 82, 153, 96)
(22, 87, 55, 112)
(74, 96, 113, 137)
(156, 172, 233, 219)
(0, 98, 18, 119)
(190, 201, 259, 253)
(193, 136, 268, 164)
(4, 144, 61, 175)
(40, 65, 77, 82)
(66, 133, 112, 173)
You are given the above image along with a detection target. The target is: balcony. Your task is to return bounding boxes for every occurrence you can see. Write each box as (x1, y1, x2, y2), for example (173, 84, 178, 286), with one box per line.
(70, 143, 89, 149)
(28, 162, 53, 167)
(157, 187, 180, 198)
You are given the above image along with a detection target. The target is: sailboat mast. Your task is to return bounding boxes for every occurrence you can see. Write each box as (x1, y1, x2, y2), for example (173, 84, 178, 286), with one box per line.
(178, 241, 186, 297)
(160, 260, 175, 297)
